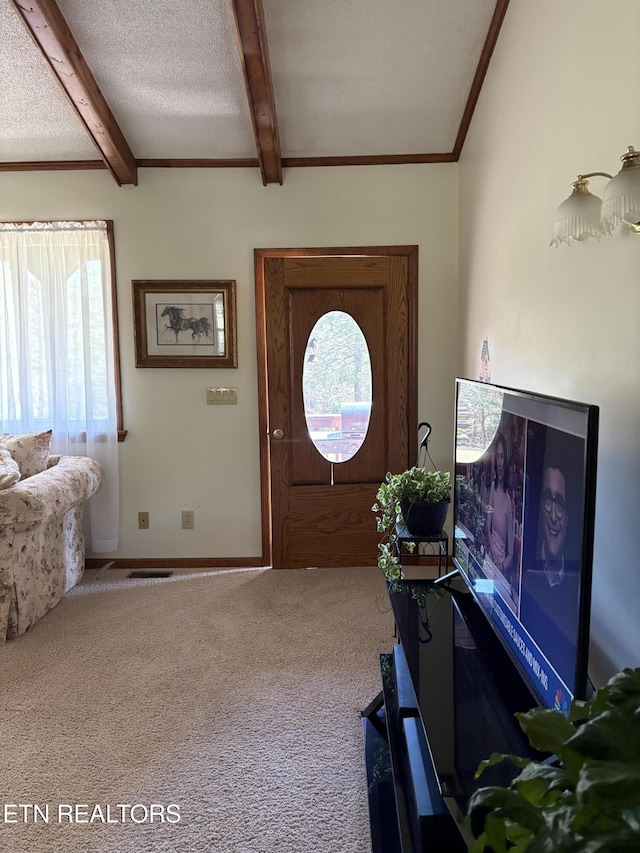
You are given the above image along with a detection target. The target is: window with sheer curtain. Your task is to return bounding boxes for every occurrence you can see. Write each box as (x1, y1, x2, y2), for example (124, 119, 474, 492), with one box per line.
(0, 220, 120, 553)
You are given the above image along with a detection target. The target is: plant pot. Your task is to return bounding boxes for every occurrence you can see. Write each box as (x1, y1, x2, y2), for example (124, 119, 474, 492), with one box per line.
(401, 499, 449, 536)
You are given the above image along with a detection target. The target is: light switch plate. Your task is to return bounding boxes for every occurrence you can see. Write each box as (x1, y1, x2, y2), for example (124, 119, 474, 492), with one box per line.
(206, 387, 237, 405)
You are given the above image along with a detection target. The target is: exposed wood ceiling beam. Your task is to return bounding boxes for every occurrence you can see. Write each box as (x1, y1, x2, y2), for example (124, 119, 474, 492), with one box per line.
(283, 153, 455, 167)
(229, 0, 283, 186)
(136, 158, 260, 169)
(0, 151, 455, 173)
(453, 0, 511, 160)
(10, 0, 137, 186)
(0, 159, 106, 172)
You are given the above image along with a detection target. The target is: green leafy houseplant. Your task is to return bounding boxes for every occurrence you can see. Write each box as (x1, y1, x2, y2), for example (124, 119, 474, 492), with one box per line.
(466, 666, 640, 853)
(371, 466, 451, 580)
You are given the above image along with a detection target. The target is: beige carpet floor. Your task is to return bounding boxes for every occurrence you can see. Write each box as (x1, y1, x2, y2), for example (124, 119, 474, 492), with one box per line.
(0, 566, 393, 853)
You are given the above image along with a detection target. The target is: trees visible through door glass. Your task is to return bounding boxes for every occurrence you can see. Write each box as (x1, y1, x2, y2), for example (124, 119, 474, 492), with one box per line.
(302, 311, 372, 462)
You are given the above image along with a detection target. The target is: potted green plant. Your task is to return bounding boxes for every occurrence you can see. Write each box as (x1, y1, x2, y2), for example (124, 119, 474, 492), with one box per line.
(466, 666, 640, 852)
(372, 465, 451, 580)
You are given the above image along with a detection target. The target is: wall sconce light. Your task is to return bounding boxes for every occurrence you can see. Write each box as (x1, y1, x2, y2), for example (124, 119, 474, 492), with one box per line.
(550, 146, 640, 246)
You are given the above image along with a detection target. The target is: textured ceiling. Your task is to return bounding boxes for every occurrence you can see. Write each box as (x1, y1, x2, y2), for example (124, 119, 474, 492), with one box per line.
(0, 0, 504, 180)
(264, 0, 496, 157)
(1, 1, 97, 160)
(58, 0, 256, 159)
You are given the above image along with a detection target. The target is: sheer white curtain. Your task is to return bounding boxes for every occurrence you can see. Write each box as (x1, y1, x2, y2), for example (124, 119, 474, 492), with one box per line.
(0, 220, 119, 552)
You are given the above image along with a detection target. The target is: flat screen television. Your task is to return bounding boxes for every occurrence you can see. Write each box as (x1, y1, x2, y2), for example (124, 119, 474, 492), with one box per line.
(453, 378, 599, 711)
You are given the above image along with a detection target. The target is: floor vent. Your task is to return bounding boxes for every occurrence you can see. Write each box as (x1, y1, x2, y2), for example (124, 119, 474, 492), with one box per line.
(127, 570, 174, 579)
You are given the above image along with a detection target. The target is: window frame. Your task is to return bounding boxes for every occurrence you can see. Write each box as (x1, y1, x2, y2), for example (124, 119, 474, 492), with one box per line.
(105, 220, 127, 441)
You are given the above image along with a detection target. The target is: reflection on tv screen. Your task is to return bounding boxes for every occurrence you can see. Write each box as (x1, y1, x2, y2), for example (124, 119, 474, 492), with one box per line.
(453, 379, 598, 711)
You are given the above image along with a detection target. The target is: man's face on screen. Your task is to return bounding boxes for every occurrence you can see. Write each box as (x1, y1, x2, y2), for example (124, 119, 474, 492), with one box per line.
(542, 466, 567, 560)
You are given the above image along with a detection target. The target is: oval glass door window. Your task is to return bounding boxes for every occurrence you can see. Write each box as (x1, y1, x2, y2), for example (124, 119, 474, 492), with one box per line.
(302, 311, 372, 463)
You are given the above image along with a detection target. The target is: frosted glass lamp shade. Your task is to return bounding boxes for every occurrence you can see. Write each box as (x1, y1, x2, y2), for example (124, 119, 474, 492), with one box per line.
(550, 180, 605, 247)
(601, 147, 640, 231)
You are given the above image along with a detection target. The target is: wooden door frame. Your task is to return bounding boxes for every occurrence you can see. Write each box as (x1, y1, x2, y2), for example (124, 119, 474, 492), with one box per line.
(255, 245, 419, 567)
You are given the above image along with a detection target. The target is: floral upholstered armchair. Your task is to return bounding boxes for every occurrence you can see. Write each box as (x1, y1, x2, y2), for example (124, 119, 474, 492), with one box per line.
(0, 431, 104, 643)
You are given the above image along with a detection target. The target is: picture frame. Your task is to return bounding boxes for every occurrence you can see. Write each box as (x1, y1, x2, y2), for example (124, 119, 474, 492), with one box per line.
(132, 280, 237, 368)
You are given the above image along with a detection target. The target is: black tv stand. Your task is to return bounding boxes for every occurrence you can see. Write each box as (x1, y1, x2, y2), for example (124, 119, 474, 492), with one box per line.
(362, 576, 540, 852)
(361, 575, 467, 853)
(362, 652, 467, 852)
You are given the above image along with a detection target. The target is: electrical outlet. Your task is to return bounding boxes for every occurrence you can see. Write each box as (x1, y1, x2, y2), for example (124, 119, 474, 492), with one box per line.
(138, 512, 149, 529)
(182, 510, 195, 529)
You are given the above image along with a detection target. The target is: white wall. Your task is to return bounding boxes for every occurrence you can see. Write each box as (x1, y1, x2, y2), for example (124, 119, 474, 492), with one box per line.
(458, 0, 640, 684)
(0, 165, 458, 560)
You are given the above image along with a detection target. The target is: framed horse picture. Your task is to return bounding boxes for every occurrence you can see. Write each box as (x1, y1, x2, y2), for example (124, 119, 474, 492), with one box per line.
(132, 280, 237, 368)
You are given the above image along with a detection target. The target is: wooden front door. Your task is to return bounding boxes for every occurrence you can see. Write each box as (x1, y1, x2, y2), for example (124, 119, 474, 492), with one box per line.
(255, 246, 418, 569)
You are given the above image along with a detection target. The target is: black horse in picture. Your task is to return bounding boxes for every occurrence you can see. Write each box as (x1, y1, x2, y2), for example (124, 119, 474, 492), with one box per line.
(161, 305, 213, 344)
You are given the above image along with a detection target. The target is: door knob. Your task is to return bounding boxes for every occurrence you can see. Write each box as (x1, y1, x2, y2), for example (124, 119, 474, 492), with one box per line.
(272, 428, 284, 440)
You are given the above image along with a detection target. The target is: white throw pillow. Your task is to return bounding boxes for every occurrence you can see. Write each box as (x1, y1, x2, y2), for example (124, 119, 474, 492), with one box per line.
(0, 429, 52, 480)
(0, 445, 21, 489)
